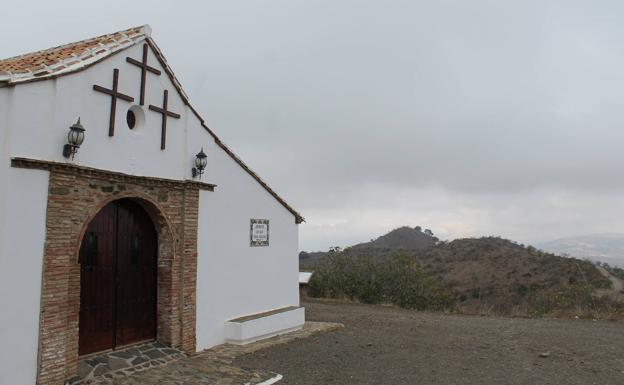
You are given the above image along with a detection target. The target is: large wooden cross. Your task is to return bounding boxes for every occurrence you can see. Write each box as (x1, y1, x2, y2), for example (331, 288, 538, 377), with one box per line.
(149, 90, 180, 150)
(93, 68, 134, 137)
(126, 44, 161, 105)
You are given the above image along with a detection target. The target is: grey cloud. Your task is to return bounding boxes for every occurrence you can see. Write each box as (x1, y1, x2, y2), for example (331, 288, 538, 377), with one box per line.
(3, 0, 624, 250)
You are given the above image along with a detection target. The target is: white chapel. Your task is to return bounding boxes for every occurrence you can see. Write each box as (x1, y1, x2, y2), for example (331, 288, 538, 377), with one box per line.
(0, 25, 304, 385)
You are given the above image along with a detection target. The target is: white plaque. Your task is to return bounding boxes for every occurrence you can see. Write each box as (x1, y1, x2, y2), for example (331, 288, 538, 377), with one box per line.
(250, 219, 269, 246)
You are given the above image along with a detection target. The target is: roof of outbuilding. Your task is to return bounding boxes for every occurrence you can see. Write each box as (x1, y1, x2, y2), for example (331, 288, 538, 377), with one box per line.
(299, 272, 314, 284)
(0, 25, 304, 224)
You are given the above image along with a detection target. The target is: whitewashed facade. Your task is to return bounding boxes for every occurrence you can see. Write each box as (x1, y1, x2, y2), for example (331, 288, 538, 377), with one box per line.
(0, 25, 303, 385)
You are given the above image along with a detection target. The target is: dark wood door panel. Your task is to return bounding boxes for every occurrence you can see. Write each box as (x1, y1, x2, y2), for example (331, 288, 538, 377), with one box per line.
(79, 199, 157, 355)
(79, 203, 117, 355)
(115, 200, 157, 346)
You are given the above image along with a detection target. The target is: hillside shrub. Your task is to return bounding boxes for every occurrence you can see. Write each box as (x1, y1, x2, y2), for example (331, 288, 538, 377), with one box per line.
(308, 251, 454, 311)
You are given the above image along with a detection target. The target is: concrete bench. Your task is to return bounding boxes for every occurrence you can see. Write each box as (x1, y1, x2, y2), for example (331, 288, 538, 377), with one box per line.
(225, 306, 305, 345)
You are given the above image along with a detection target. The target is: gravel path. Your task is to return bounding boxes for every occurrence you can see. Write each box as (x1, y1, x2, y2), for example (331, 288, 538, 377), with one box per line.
(597, 266, 624, 297)
(235, 299, 624, 385)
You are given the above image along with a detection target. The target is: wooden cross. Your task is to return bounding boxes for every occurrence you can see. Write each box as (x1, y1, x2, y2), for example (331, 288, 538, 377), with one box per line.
(126, 44, 161, 105)
(149, 90, 180, 150)
(93, 68, 134, 137)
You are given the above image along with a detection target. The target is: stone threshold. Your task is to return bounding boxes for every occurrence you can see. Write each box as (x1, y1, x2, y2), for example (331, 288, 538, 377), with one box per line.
(69, 341, 186, 384)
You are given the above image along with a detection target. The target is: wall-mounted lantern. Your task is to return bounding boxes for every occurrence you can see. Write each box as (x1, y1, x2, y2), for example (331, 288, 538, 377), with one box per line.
(192, 148, 208, 179)
(62, 118, 85, 160)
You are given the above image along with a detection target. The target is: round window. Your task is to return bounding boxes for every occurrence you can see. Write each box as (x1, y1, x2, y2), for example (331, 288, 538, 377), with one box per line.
(127, 109, 136, 129)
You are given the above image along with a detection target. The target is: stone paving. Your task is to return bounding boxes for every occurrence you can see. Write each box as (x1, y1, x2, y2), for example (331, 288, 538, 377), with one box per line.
(71, 322, 343, 385)
(71, 341, 187, 384)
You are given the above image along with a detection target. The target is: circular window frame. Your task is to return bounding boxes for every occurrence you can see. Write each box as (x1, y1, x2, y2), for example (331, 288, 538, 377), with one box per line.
(127, 105, 145, 131)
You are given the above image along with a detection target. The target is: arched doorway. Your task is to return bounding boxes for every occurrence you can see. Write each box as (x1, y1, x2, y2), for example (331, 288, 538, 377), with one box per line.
(79, 198, 157, 355)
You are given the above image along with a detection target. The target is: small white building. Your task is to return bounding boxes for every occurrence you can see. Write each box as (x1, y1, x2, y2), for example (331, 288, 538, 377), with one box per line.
(299, 271, 314, 284)
(0, 25, 304, 385)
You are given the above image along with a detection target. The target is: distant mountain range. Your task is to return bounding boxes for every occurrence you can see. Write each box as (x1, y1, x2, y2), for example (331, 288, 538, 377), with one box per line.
(535, 234, 624, 267)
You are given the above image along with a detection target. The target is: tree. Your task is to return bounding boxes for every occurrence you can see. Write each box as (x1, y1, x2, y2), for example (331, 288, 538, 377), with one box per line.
(424, 229, 434, 237)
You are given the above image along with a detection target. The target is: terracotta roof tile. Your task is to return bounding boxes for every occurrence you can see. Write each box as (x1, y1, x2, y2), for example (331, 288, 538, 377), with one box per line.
(0, 25, 150, 83)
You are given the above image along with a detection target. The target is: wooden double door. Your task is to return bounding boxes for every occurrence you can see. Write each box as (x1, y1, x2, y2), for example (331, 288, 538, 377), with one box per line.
(79, 199, 157, 355)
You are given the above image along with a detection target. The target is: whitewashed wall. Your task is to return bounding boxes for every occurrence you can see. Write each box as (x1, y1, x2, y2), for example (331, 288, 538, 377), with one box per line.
(0, 40, 300, 382)
(195, 148, 300, 349)
(0, 88, 9, 248)
(6, 44, 189, 179)
(0, 167, 49, 385)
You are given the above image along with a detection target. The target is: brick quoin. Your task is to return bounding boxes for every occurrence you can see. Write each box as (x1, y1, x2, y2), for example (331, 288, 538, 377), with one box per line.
(11, 159, 210, 385)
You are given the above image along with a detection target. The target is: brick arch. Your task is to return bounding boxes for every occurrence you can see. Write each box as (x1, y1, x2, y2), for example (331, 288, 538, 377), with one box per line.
(69, 194, 179, 357)
(35, 167, 202, 385)
(75, 193, 176, 257)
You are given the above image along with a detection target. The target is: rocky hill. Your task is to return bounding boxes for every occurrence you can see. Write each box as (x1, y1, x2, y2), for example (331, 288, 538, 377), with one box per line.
(417, 237, 610, 308)
(300, 226, 437, 269)
(349, 226, 438, 252)
(301, 227, 613, 313)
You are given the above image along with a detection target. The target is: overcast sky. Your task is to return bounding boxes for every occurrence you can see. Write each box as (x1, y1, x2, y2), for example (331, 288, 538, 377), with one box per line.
(3, 0, 624, 251)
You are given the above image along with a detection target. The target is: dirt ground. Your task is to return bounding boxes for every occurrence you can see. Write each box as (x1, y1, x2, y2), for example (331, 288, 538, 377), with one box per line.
(235, 299, 624, 385)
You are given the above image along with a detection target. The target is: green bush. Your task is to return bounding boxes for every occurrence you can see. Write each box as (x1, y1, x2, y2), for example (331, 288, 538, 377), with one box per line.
(307, 251, 455, 311)
(526, 283, 598, 316)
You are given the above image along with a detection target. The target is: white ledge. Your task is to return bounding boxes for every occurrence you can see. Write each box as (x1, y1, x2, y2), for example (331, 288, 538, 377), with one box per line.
(225, 306, 305, 345)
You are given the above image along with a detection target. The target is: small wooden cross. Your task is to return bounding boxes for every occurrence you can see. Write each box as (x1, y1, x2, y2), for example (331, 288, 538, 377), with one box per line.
(93, 69, 134, 137)
(149, 90, 180, 150)
(126, 44, 161, 106)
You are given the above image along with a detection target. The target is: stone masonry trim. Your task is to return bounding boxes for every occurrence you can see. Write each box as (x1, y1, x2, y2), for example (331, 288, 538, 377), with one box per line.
(11, 157, 216, 191)
(11, 161, 203, 385)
